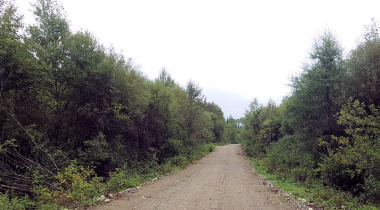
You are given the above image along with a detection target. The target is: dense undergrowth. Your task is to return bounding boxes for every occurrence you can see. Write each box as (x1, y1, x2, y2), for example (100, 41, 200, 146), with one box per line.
(248, 158, 378, 209)
(0, 144, 216, 209)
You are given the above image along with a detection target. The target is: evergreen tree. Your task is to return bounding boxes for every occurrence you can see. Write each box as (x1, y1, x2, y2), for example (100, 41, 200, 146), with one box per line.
(286, 30, 346, 155)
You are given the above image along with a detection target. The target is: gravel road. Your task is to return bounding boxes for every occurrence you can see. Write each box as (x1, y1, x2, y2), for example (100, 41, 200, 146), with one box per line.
(90, 144, 300, 210)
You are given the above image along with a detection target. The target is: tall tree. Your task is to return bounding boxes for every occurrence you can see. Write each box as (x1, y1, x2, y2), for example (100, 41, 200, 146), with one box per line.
(157, 67, 175, 87)
(0, 0, 58, 193)
(287, 30, 345, 139)
(347, 19, 380, 106)
(28, 0, 72, 147)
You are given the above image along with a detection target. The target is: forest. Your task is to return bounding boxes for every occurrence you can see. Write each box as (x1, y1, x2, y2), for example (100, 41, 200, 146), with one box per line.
(0, 0, 227, 208)
(240, 23, 380, 208)
(1, 0, 379, 209)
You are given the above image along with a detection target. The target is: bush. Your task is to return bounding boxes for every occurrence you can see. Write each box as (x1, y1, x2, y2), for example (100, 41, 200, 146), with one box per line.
(157, 162, 173, 175)
(159, 139, 184, 161)
(315, 187, 361, 209)
(241, 138, 266, 158)
(319, 99, 380, 203)
(33, 162, 104, 207)
(266, 135, 315, 177)
(107, 170, 140, 192)
(202, 143, 215, 153)
(166, 155, 189, 167)
(0, 193, 34, 210)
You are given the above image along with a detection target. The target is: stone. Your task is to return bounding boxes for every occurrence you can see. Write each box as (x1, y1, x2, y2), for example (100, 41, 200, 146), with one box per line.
(96, 195, 105, 201)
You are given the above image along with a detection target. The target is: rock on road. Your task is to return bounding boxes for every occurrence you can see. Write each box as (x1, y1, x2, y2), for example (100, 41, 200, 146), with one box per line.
(91, 144, 299, 210)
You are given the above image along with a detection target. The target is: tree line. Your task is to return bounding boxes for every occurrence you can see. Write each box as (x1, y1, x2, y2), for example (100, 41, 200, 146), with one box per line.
(241, 24, 379, 207)
(0, 0, 227, 207)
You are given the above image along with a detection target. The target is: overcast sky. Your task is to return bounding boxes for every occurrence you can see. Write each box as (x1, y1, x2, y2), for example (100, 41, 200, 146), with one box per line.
(15, 0, 380, 118)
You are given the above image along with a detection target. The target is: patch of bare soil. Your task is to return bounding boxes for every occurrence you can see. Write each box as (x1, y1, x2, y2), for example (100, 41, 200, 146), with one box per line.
(90, 144, 306, 209)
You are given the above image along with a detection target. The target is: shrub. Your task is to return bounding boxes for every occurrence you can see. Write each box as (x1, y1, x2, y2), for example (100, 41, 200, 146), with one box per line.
(33, 162, 104, 207)
(319, 99, 380, 202)
(157, 162, 173, 175)
(106, 170, 140, 192)
(315, 187, 361, 209)
(166, 155, 189, 167)
(266, 135, 315, 176)
(241, 138, 266, 158)
(202, 143, 215, 153)
(0, 193, 34, 210)
(159, 139, 184, 161)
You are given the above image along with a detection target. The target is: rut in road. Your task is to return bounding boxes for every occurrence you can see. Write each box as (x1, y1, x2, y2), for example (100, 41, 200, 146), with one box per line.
(91, 144, 298, 210)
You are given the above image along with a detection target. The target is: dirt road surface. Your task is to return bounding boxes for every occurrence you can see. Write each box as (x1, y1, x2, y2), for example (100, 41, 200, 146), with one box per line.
(91, 144, 300, 210)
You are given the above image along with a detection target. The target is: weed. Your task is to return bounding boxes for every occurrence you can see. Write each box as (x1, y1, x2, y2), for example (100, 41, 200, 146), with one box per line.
(249, 158, 379, 209)
(0, 193, 35, 210)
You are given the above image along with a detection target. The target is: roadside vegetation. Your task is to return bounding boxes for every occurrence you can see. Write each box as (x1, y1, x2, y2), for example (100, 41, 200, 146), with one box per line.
(240, 22, 380, 209)
(0, 0, 223, 208)
(1, 0, 379, 209)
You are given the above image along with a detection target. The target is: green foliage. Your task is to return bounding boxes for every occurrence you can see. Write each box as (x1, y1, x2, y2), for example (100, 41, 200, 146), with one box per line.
(319, 98, 380, 202)
(225, 116, 243, 144)
(0, 193, 34, 210)
(0, 0, 224, 208)
(241, 27, 380, 208)
(165, 155, 189, 167)
(347, 19, 380, 106)
(314, 187, 364, 209)
(241, 99, 282, 157)
(79, 132, 110, 167)
(251, 158, 378, 209)
(266, 135, 315, 180)
(157, 155, 189, 174)
(159, 139, 184, 160)
(285, 30, 346, 158)
(106, 170, 140, 192)
(151, 144, 216, 178)
(249, 158, 322, 201)
(33, 162, 104, 207)
(157, 162, 174, 175)
(203, 143, 216, 153)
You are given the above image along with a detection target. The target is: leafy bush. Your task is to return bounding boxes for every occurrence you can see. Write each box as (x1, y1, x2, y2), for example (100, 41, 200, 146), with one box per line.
(266, 135, 315, 177)
(107, 170, 140, 192)
(157, 162, 173, 175)
(159, 139, 184, 161)
(242, 138, 266, 158)
(315, 187, 362, 209)
(202, 143, 216, 153)
(319, 99, 380, 202)
(166, 155, 189, 167)
(33, 162, 104, 207)
(0, 193, 34, 210)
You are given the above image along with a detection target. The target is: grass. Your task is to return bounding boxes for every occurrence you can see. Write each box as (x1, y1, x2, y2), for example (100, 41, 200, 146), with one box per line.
(248, 158, 379, 209)
(249, 158, 321, 202)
